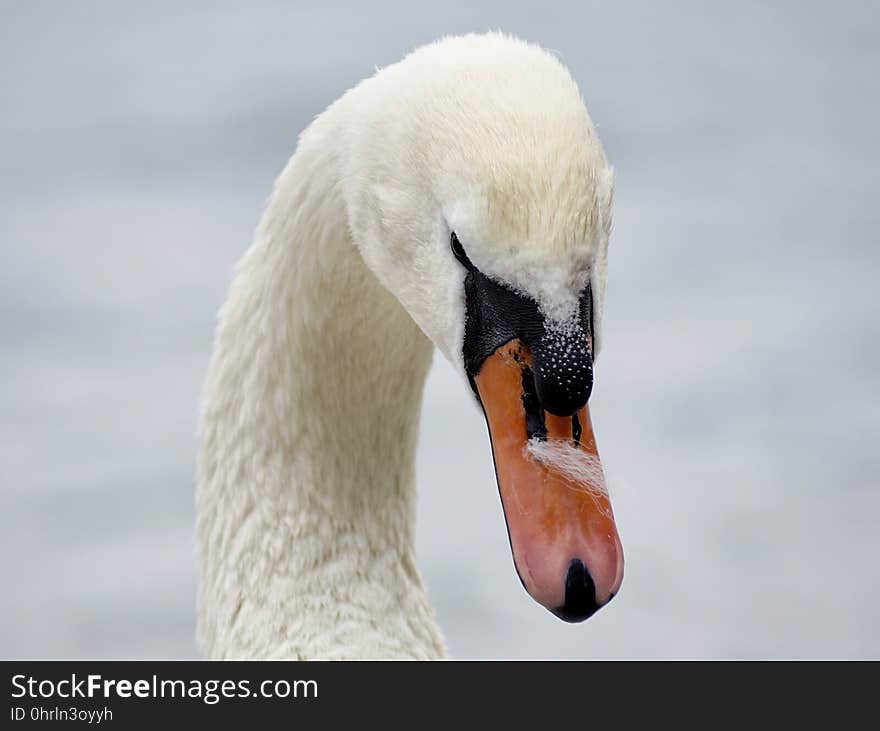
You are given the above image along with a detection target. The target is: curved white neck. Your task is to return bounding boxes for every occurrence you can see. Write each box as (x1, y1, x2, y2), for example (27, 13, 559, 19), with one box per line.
(196, 122, 446, 658)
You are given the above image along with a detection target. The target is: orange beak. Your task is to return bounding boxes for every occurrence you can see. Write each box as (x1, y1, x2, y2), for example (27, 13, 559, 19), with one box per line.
(474, 340, 624, 620)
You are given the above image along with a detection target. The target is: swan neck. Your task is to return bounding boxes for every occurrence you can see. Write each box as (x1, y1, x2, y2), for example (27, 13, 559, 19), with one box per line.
(197, 130, 444, 658)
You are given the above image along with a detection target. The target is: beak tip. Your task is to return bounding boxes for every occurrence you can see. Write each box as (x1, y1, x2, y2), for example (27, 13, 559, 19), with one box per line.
(549, 558, 617, 623)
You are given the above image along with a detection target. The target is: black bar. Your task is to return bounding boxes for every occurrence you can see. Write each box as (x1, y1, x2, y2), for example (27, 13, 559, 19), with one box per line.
(2, 660, 876, 725)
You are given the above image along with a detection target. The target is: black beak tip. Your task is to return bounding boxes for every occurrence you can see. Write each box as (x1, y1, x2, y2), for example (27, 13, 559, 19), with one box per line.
(551, 559, 605, 623)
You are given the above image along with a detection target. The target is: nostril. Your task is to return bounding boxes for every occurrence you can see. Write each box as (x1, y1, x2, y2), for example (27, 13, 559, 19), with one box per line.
(520, 365, 547, 441)
(552, 559, 601, 623)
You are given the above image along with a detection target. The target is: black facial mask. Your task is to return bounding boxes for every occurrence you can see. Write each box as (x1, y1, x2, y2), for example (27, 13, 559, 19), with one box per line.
(456, 234, 595, 417)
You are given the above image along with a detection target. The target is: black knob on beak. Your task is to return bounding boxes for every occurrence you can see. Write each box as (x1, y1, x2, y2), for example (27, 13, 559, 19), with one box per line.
(530, 327, 593, 417)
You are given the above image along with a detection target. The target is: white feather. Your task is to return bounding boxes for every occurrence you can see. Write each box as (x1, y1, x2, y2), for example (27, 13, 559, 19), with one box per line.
(525, 439, 609, 500)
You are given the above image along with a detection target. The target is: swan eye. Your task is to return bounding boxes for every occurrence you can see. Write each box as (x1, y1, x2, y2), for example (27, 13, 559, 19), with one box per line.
(450, 231, 472, 268)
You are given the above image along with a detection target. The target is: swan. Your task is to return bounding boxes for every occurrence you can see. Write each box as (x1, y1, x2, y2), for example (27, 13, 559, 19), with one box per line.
(196, 32, 623, 659)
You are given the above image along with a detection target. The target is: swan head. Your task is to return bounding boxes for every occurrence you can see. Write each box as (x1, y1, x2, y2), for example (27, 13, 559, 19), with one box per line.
(341, 34, 623, 621)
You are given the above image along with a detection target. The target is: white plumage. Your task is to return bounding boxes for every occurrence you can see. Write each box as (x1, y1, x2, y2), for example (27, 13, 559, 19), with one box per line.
(197, 33, 614, 659)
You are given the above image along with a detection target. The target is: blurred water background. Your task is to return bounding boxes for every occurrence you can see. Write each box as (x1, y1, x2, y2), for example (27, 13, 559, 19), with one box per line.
(2, 0, 878, 658)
